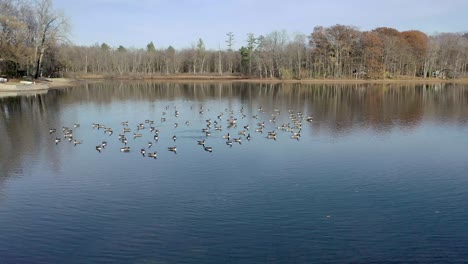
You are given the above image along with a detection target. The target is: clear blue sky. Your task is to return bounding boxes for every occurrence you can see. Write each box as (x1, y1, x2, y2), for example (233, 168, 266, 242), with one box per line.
(54, 0, 468, 50)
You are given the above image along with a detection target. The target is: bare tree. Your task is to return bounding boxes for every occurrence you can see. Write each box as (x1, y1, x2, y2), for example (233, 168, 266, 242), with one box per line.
(196, 38, 206, 73)
(33, 0, 69, 78)
(226, 32, 234, 51)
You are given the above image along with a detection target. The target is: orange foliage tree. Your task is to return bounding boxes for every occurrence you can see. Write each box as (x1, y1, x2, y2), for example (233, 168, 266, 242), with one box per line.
(362, 31, 384, 78)
(401, 30, 428, 77)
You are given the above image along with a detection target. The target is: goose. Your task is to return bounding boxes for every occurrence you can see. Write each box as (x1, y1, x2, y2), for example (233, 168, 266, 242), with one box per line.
(306, 116, 313, 122)
(121, 121, 129, 126)
(73, 123, 80, 128)
(148, 152, 157, 159)
(204, 146, 213, 152)
(140, 148, 146, 157)
(161, 117, 166, 122)
(255, 127, 263, 133)
(149, 126, 155, 132)
(133, 133, 142, 139)
(55, 137, 61, 144)
(123, 139, 128, 145)
(174, 123, 178, 128)
(96, 145, 102, 152)
(222, 133, 231, 140)
(244, 125, 249, 130)
(73, 139, 83, 146)
(197, 139, 205, 145)
(246, 134, 251, 141)
(120, 147, 130, 152)
(49, 128, 56, 134)
(101, 141, 108, 148)
(64, 132, 73, 139)
(168, 146, 177, 153)
(148, 142, 153, 148)
(267, 134, 277, 140)
(185, 121, 190, 126)
(226, 140, 233, 147)
(291, 134, 300, 140)
(205, 131, 211, 137)
(92, 123, 99, 129)
(233, 137, 242, 144)
(153, 135, 159, 141)
(123, 128, 131, 133)
(238, 130, 246, 136)
(98, 124, 105, 129)
(172, 135, 177, 142)
(291, 131, 301, 137)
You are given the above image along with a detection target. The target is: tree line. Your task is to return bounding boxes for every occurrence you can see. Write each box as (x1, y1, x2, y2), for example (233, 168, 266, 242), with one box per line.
(0, 0, 68, 78)
(1, 0, 467, 80)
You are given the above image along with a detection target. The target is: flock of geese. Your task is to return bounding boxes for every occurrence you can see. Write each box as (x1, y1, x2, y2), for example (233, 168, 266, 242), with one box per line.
(50, 106, 313, 159)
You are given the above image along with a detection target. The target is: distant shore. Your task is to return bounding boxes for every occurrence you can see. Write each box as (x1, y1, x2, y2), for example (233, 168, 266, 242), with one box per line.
(2, 75, 467, 92)
(76, 74, 468, 84)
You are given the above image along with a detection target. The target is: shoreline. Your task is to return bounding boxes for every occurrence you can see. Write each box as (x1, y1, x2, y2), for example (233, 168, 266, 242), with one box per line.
(75, 75, 468, 84)
(2, 76, 467, 92)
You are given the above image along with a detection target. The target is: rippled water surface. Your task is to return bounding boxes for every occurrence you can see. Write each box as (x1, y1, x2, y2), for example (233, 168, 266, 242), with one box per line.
(1, 82, 468, 263)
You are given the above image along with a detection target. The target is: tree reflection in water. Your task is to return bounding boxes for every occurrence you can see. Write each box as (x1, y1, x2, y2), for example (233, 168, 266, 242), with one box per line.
(1, 81, 467, 182)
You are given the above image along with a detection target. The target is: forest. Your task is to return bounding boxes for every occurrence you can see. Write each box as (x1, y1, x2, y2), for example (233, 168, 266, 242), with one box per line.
(1, 0, 467, 80)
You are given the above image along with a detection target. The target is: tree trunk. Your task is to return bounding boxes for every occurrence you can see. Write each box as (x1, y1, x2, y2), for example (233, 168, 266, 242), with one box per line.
(218, 51, 222, 75)
(34, 47, 45, 79)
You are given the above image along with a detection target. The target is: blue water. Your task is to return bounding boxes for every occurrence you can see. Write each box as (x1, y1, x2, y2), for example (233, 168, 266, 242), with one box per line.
(1, 82, 468, 263)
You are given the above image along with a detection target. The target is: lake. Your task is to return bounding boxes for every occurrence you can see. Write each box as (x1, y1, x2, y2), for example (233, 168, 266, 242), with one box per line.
(1, 81, 468, 263)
